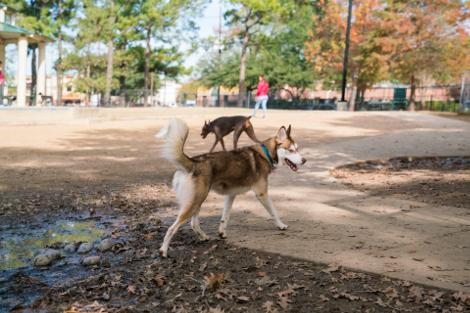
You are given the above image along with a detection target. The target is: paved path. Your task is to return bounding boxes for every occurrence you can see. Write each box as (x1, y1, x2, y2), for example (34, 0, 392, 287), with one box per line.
(198, 112, 470, 292)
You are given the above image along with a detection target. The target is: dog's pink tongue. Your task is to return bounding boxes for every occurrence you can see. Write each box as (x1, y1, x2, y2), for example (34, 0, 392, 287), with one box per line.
(271, 170, 276, 173)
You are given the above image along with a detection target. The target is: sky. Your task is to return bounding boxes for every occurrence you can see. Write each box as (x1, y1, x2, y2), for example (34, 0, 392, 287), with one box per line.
(7, 0, 227, 84)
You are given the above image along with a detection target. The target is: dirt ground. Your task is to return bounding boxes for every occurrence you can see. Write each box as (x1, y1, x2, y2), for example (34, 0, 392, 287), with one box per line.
(421, 112, 470, 124)
(331, 157, 470, 210)
(1, 111, 470, 312)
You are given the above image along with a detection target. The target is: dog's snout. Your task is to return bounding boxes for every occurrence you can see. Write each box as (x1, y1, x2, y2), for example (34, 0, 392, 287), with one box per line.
(301, 158, 307, 164)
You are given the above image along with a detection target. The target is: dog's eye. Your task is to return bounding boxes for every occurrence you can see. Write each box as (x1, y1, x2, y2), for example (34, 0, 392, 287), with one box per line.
(289, 149, 294, 153)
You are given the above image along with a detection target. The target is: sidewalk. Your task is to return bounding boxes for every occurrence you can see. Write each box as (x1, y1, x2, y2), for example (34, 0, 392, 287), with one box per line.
(198, 112, 470, 292)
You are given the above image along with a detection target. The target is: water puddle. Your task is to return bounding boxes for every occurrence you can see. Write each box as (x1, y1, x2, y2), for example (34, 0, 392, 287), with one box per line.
(0, 221, 105, 270)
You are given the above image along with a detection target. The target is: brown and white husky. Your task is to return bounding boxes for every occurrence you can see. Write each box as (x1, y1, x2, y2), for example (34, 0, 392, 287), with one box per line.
(155, 119, 306, 258)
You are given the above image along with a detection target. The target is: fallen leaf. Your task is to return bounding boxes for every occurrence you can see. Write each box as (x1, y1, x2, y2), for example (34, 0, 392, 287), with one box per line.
(204, 273, 225, 289)
(277, 289, 294, 298)
(199, 262, 207, 272)
(410, 205, 420, 209)
(204, 245, 217, 255)
(254, 275, 272, 286)
(127, 285, 136, 294)
(215, 293, 226, 301)
(237, 296, 250, 302)
(408, 250, 417, 253)
(209, 305, 225, 313)
(152, 276, 164, 287)
(258, 272, 266, 277)
(383, 287, 398, 298)
(320, 295, 330, 302)
(277, 297, 291, 309)
(262, 301, 275, 312)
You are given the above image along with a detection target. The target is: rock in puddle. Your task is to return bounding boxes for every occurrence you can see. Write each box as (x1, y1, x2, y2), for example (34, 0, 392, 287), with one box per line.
(64, 244, 76, 254)
(77, 243, 94, 254)
(32, 249, 61, 266)
(100, 239, 114, 252)
(83, 256, 101, 266)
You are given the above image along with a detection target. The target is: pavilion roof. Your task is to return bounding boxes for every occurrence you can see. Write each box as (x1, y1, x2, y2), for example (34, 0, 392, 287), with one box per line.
(0, 22, 55, 44)
(0, 4, 18, 14)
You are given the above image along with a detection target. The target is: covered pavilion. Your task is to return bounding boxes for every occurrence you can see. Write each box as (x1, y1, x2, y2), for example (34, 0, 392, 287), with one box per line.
(0, 4, 55, 106)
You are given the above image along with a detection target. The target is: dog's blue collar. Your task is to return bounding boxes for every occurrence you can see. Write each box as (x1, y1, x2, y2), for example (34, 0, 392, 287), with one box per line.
(261, 145, 274, 169)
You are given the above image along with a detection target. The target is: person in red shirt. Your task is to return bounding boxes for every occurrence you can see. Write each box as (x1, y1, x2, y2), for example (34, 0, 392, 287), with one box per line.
(252, 75, 269, 118)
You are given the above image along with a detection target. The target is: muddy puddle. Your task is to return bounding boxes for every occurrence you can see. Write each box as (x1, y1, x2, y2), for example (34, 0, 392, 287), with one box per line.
(0, 220, 106, 270)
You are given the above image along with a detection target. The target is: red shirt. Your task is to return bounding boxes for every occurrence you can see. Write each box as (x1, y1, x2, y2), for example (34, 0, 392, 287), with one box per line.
(257, 81, 269, 97)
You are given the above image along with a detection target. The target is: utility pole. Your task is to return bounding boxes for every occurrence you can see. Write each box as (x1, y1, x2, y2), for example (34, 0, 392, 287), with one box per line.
(150, 72, 154, 107)
(337, 0, 353, 111)
(217, 3, 222, 107)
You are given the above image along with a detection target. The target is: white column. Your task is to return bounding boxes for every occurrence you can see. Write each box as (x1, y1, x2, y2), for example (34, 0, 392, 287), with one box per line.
(37, 42, 46, 97)
(0, 10, 5, 23)
(0, 44, 5, 69)
(17, 36, 28, 107)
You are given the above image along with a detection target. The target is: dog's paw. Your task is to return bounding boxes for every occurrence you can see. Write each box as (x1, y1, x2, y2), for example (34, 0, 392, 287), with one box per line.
(200, 235, 210, 242)
(277, 223, 288, 230)
(218, 231, 227, 239)
(159, 248, 168, 258)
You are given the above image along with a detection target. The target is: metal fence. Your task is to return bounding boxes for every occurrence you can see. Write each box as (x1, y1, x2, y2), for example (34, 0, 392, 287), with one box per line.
(176, 85, 470, 112)
(97, 90, 155, 107)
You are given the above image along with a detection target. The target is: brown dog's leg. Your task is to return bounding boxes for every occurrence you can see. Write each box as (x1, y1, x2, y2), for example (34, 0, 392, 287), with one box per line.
(209, 138, 219, 153)
(244, 120, 260, 143)
(220, 137, 227, 151)
(233, 129, 243, 150)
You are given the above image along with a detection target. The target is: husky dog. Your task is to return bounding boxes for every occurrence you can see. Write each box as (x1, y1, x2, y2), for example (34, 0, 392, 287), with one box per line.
(155, 119, 306, 258)
(201, 116, 260, 153)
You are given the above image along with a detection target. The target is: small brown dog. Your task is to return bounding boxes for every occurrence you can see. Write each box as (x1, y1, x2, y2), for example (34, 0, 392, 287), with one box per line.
(201, 116, 260, 152)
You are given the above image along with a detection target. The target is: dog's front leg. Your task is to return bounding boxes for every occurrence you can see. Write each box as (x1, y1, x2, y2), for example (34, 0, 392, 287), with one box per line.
(219, 195, 235, 238)
(255, 192, 288, 230)
(209, 138, 219, 153)
(220, 137, 227, 152)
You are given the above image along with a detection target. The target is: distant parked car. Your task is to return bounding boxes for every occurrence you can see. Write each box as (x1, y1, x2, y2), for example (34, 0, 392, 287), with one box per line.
(186, 100, 197, 107)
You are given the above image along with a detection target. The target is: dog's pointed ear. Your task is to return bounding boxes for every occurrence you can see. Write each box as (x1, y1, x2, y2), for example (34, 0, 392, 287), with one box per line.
(204, 120, 207, 126)
(276, 126, 287, 144)
(287, 125, 291, 136)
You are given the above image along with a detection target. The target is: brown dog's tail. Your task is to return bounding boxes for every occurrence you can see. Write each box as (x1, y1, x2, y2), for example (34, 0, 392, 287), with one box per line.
(245, 117, 260, 143)
(155, 119, 194, 172)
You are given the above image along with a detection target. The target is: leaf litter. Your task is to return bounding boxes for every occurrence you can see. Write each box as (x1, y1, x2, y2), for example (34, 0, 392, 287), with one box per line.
(1, 180, 469, 312)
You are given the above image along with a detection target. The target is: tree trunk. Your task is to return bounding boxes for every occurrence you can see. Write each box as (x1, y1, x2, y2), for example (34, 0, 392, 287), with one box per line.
(420, 87, 425, 110)
(354, 89, 361, 111)
(86, 44, 90, 106)
(144, 25, 151, 107)
(348, 70, 359, 111)
(31, 44, 37, 105)
(119, 75, 126, 107)
(57, 0, 62, 106)
(237, 7, 251, 107)
(409, 74, 416, 112)
(104, 0, 115, 107)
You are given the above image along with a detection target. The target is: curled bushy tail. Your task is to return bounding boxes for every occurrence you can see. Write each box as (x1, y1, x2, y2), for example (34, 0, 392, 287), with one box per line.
(155, 119, 194, 172)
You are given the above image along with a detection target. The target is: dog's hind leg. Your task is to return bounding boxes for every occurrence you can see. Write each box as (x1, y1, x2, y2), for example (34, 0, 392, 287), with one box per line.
(160, 174, 210, 258)
(191, 207, 210, 241)
(232, 129, 242, 150)
(253, 184, 288, 230)
(244, 120, 260, 143)
(218, 195, 235, 238)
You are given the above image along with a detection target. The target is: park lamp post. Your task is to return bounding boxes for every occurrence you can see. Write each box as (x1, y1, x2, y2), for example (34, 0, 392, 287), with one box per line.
(337, 0, 353, 111)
